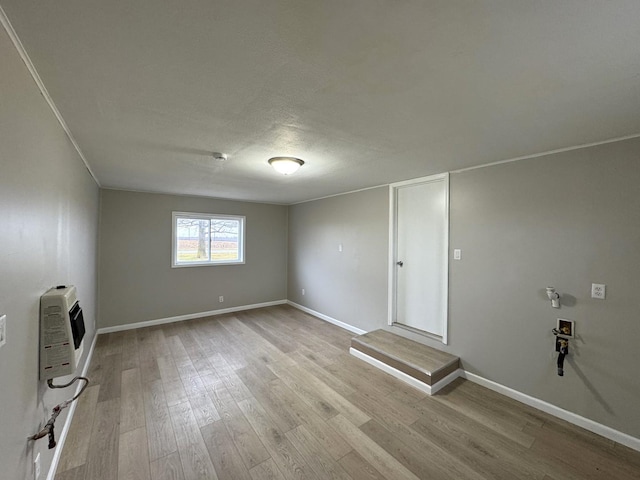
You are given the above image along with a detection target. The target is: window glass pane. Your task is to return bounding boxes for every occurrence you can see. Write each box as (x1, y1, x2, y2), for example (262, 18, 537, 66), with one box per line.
(173, 212, 244, 267)
(176, 217, 210, 262)
(211, 219, 240, 261)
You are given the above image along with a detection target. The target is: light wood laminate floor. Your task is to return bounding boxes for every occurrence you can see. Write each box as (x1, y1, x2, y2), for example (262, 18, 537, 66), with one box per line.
(55, 305, 640, 480)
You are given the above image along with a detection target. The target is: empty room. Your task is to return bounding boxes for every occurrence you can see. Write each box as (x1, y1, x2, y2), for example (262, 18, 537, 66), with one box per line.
(1, 2, 640, 479)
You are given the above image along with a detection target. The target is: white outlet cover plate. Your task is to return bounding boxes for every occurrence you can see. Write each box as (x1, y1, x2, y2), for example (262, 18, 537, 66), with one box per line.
(591, 283, 606, 299)
(0, 314, 6, 348)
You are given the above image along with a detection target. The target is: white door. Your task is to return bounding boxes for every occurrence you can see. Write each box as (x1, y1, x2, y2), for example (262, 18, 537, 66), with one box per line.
(391, 174, 449, 342)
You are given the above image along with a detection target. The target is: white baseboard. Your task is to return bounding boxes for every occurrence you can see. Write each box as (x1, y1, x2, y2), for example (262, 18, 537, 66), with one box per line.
(461, 371, 640, 452)
(96, 300, 288, 334)
(286, 301, 367, 335)
(349, 347, 462, 395)
(348, 347, 639, 451)
(46, 332, 98, 480)
(91, 300, 639, 453)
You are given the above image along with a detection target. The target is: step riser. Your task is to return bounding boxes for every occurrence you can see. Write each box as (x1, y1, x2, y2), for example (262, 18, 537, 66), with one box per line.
(349, 348, 462, 395)
(350, 329, 461, 395)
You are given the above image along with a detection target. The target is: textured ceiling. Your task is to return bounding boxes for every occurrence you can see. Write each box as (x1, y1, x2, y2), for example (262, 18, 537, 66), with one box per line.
(3, 1, 640, 204)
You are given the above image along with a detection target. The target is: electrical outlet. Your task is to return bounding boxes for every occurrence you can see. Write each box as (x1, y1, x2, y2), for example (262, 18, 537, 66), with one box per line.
(301, 288, 305, 296)
(338, 244, 343, 252)
(34, 452, 41, 479)
(591, 283, 606, 299)
(219, 296, 224, 303)
(0, 314, 6, 349)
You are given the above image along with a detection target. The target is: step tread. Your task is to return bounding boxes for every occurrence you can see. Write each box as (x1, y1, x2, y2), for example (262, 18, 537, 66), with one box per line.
(351, 329, 459, 377)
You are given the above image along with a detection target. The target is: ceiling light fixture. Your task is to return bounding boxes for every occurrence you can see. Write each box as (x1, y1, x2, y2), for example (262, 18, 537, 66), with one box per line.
(268, 157, 304, 175)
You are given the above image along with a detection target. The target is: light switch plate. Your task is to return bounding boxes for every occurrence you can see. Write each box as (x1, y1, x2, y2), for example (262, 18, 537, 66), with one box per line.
(0, 314, 6, 348)
(453, 249, 461, 260)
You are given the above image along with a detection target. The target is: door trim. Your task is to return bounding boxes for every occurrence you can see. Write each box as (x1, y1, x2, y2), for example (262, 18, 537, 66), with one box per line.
(388, 173, 450, 344)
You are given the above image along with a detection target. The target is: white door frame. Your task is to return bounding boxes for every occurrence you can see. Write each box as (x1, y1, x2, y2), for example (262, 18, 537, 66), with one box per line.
(388, 173, 450, 344)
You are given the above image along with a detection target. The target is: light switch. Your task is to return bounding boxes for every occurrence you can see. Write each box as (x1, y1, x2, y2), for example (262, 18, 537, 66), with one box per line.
(453, 249, 461, 260)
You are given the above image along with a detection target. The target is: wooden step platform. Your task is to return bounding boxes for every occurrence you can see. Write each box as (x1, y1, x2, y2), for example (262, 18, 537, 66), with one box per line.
(350, 329, 461, 395)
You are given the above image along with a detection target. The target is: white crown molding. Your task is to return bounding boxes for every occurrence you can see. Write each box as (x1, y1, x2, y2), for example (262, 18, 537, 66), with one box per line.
(290, 134, 640, 205)
(0, 6, 100, 187)
(451, 133, 640, 174)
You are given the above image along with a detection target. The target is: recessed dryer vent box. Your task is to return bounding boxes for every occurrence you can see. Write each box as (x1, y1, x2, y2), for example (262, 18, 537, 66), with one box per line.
(556, 318, 575, 339)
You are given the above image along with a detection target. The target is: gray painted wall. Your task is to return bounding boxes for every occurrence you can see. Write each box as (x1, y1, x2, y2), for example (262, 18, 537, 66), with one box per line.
(446, 138, 640, 438)
(0, 27, 99, 480)
(287, 187, 389, 332)
(99, 190, 287, 328)
(287, 138, 640, 438)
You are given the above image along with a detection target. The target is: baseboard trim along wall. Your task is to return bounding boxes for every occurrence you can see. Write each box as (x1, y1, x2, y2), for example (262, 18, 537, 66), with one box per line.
(289, 305, 640, 452)
(460, 371, 640, 452)
(286, 301, 367, 335)
(88, 300, 639, 454)
(96, 300, 288, 334)
(46, 332, 98, 480)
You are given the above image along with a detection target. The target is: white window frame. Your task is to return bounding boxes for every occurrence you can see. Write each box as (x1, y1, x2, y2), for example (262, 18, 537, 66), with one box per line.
(172, 212, 245, 267)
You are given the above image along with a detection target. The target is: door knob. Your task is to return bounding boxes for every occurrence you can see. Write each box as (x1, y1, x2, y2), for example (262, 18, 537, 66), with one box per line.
(396, 261, 404, 267)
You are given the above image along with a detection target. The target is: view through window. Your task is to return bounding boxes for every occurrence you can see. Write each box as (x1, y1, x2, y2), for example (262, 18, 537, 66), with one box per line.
(172, 212, 245, 266)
